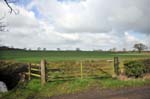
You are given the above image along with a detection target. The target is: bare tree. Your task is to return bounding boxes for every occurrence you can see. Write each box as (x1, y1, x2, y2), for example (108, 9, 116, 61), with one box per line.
(112, 47, 117, 52)
(37, 47, 41, 51)
(43, 48, 46, 51)
(4, 0, 19, 14)
(134, 43, 147, 53)
(76, 48, 81, 51)
(123, 48, 126, 52)
(57, 48, 60, 51)
(0, 0, 19, 31)
(23, 48, 27, 50)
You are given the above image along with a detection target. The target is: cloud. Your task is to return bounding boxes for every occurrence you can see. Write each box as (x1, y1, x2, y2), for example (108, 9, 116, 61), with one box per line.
(31, 0, 150, 34)
(0, 0, 149, 50)
(123, 32, 146, 49)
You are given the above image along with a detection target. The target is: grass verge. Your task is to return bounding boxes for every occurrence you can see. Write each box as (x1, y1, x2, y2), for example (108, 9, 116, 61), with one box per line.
(1, 77, 150, 99)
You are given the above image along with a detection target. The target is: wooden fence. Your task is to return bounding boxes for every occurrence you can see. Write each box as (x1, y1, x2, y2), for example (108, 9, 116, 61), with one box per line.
(26, 57, 120, 86)
(27, 60, 46, 86)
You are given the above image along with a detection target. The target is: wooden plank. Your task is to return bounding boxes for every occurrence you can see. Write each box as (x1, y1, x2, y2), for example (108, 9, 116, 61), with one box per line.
(31, 65, 40, 69)
(31, 73, 41, 77)
(31, 68, 40, 72)
(48, 75, 74, 78)
(47, 74, 83, 78)
(31, 63, 40, 66)
(47, 77, 76, 81)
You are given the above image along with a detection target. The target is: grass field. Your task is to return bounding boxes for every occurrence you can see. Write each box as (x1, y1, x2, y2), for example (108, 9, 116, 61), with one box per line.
(0, 50, 150, 81)
(0, 50, 150, 99)
(1, 50, 150, 79)
(0, 50, 150, 62)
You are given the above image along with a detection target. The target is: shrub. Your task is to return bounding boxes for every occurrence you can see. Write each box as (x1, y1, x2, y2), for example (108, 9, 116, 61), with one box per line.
(124, 61, 145, 78)
(143, 59, 150, 73)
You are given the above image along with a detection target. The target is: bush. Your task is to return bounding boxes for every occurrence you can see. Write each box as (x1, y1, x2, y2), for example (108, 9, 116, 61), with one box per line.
(143, 59, 150, 73)
(124, 61, 145, 78)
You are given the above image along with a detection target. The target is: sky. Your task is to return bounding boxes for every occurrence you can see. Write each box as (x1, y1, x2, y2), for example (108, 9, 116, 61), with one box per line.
(0, 0, 150, 50)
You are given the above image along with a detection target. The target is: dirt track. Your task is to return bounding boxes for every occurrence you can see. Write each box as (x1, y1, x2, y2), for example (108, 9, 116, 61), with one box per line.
(49, 86, 150, 99)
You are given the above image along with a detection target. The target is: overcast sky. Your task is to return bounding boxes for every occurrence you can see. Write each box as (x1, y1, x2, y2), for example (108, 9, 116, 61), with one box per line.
(0, 0, 150, 50)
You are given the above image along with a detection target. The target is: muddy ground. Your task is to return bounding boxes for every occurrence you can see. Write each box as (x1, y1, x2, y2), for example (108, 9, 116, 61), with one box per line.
(49, 86, 150, 99)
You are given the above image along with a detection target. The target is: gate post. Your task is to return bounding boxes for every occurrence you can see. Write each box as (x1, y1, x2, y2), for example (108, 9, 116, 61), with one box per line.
(28, 63, 31, 80)
(41, 59, 46, 86)
(80, 61, 83, 79)
(114, 57, 119, 76)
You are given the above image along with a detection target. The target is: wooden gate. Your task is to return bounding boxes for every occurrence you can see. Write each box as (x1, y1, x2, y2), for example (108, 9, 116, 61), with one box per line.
(27, 60, 46, 86)
(26, 57, 120, 85)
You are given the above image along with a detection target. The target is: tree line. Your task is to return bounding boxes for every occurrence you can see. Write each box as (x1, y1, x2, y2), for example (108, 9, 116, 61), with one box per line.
(0, 43, 149, 52)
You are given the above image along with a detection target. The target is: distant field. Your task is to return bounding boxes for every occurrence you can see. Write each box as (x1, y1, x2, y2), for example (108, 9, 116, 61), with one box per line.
(0, 50, 150, 62)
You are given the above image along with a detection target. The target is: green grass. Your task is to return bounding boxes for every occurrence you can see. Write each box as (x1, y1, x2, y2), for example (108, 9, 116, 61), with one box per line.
(98, 78, 150, 88)
(0, 50, 150, 62)
(0, 50, 150, 99)
(1, 78, 150, 99)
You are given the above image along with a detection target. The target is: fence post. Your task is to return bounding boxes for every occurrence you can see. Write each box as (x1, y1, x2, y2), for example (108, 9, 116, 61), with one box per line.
(41, 59, 46, 86)
(28, 63, 31, 80)
(114, 57, 119, 76)
(80, 61, 83, 79)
